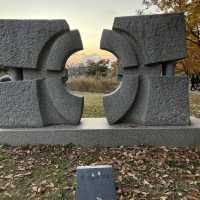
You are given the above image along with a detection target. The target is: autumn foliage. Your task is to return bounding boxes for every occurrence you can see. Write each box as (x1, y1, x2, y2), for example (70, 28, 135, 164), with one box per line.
(143, 0, 200, 75)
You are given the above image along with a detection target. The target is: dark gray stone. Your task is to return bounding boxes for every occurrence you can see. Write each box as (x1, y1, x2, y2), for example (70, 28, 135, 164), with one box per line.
(124, 76, 190, 125)
(103, 74, 139, 124)
(0, 81, 43, 128)
(100, 13, 189, 126)
(23, 30, 83, 80)
(113, 13, 187, 65)
(101, 29, 138, 68)
(76, 165, 116, 200)
(0, 20, 84, 127)
(145, 76, 190, 125)
(45, 30, 83, 71)
(0, 20, 69, 69)
(38, 78, 83, 126)
(0, 118, 199, 147)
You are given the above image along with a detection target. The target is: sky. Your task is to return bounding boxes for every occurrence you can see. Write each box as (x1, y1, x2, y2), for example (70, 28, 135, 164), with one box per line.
(0, 0, 146, 64)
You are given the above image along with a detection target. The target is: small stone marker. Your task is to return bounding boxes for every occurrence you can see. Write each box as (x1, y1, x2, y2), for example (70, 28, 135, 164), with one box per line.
(76, 165, 117, 200)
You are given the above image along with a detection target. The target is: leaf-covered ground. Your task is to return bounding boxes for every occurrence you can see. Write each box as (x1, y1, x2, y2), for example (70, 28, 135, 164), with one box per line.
(0, 145, 200, 200)
(0, 93, 199, 200)
(190, 93, 200, 118)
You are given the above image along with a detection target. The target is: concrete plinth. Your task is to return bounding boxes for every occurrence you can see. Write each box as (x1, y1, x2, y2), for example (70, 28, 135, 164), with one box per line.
(0, 117, 200, 147)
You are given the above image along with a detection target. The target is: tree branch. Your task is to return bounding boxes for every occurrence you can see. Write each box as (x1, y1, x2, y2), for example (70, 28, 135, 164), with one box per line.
(187, 38, 200, 46)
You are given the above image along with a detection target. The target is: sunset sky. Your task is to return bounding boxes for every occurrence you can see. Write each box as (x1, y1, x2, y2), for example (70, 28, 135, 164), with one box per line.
(0, 0, 158, 64)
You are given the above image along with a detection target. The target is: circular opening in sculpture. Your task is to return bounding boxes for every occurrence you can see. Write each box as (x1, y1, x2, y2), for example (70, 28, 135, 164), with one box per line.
(65, 49, 119, 118)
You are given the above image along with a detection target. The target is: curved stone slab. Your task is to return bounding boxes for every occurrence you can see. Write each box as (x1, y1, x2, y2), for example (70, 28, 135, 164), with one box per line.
(103, 74, 139, 124)
(0, 81, 43, 128)
(23, 29, 83, 80)
(45, 30, 83, 71)
(20, 24, 84, 126)
(38, 78, 84, 126)
(35, 29, 84, 126)
(100, 29, 138, 68)
(100, 29, 139, 125)
(0, 20, 69, 69)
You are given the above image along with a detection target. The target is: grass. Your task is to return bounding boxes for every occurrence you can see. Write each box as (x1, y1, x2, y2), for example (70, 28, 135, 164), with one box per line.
(74, 91, 200, 119)
(0, 93, 199, 199)
(190, 93, 200, 118)
(73, 92, 105, 118)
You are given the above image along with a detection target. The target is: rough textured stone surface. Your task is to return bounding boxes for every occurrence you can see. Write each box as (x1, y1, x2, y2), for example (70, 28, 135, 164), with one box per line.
(0, 20, 69, 69)
(23, 30, 83, 80)
(76, 165, 116, 200)
(0, 81, 43, 128)
(5, 28, 81, 82)
(103, 74, 139, 124)
(100, 29, 138, 68)
(113, 13, 187, 65)
(124, 76, 190, 125)
(0, 20, 84, 127)
(0, 118, 199, 147)
(101, 13, 189, 126)
(121, 75, 150, 124)
(38, 78, 83, 125)
(45, 30, 83, 71)
(145, 76, 190, 125)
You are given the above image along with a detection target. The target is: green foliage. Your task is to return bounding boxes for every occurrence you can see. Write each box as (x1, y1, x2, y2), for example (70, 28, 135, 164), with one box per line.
(74, 92, 104, 118)
(0, 67, 7, 76)
(86, 59, 110, 77)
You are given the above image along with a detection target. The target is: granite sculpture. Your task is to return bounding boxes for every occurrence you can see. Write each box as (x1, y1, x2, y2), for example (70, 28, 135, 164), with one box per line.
(0, 20, 84, 128)
(101, 13, 190, 125)
(0, 75, 13, 82)
(0, 14, 199, 147)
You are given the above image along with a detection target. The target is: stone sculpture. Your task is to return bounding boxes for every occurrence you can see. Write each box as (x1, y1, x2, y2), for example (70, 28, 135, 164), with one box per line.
(0, 75, 13, 82)
(0, 20, 84, 128)
(0, 14, 199, 147)
(101, 13, 190, 125)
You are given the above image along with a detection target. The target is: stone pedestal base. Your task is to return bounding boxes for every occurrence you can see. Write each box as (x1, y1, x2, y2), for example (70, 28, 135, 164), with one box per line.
(0, 117, 199, 147)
